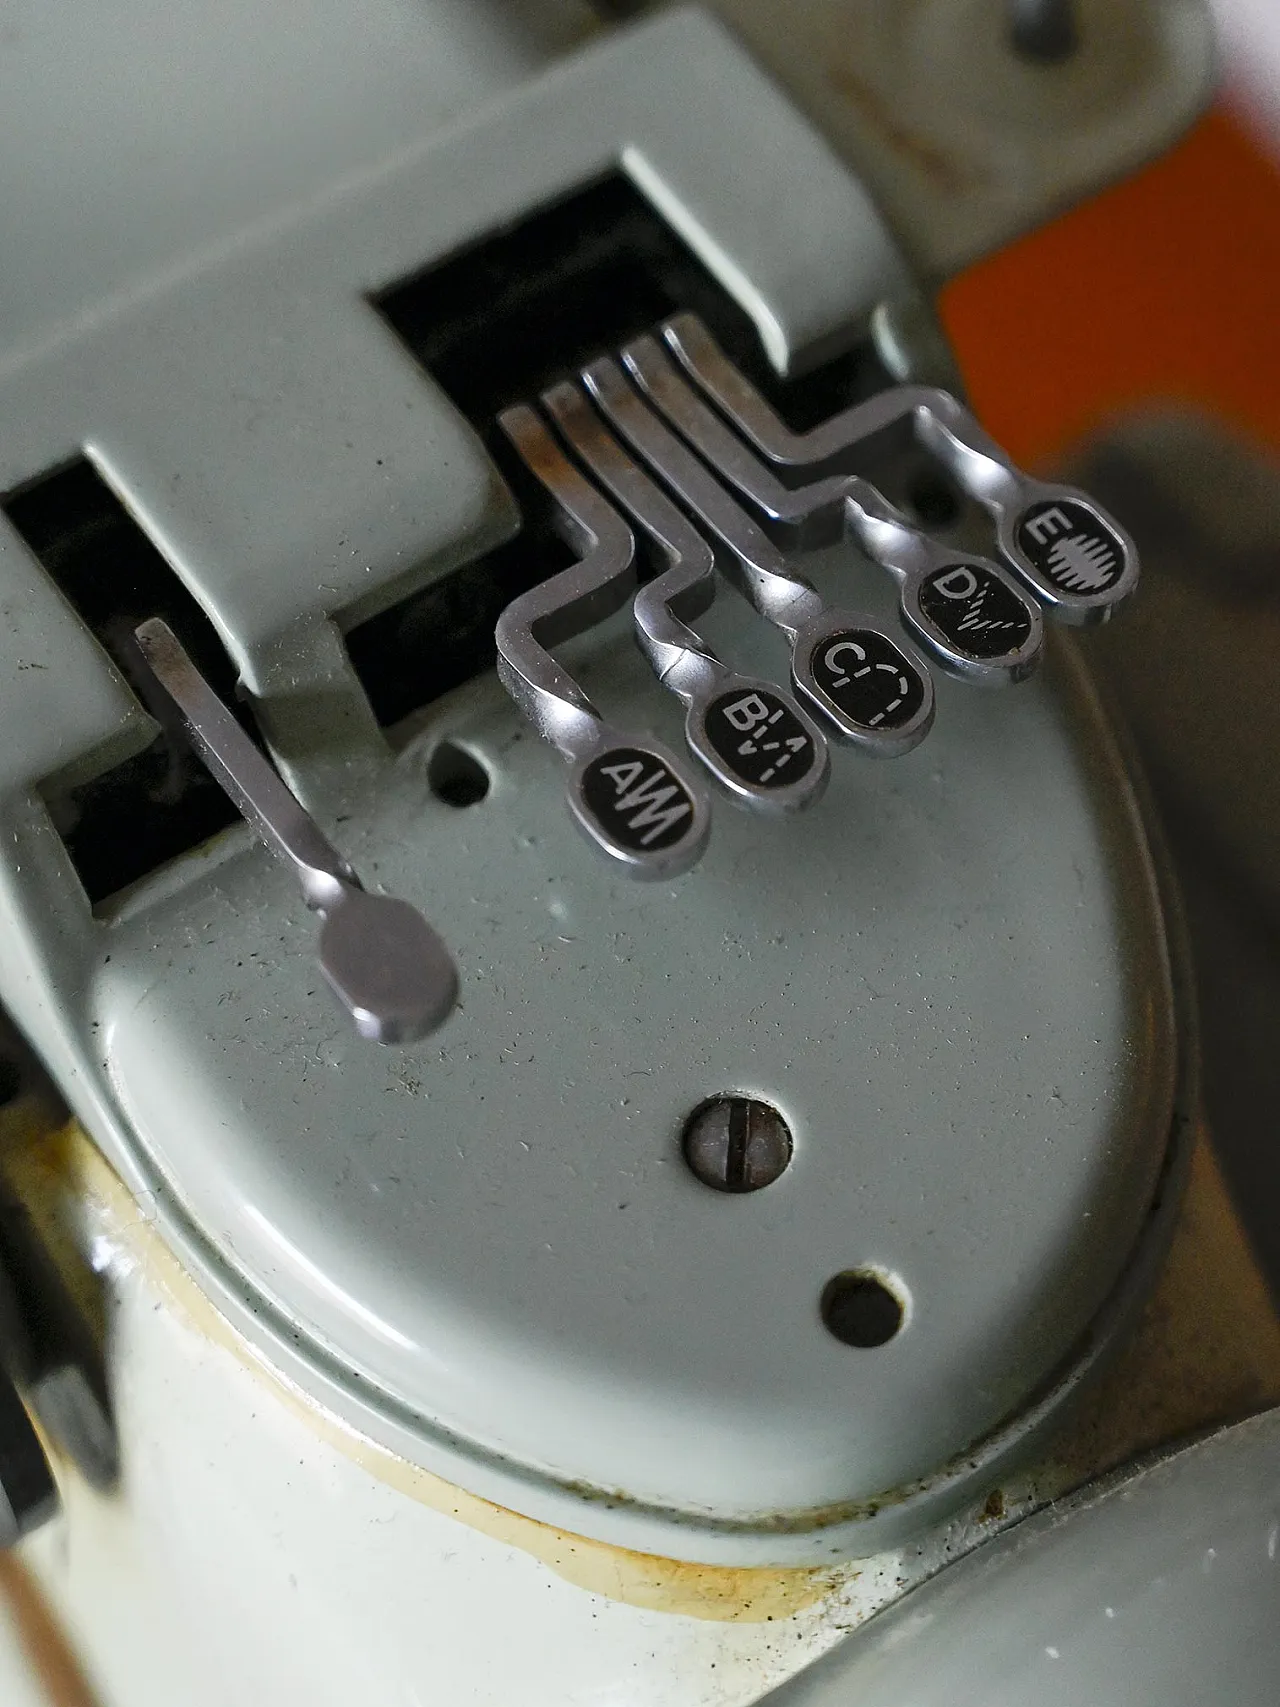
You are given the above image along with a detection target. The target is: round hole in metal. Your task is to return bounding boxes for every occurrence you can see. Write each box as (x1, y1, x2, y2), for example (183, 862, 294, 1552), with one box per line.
(820, 1271, 905, 1347)
(428, 741, 490, 809)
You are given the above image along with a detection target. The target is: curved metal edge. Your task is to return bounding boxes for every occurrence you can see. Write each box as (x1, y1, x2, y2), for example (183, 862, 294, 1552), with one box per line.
(80, 633, 1196, 1568)
(758, 1406, 1280, 1705)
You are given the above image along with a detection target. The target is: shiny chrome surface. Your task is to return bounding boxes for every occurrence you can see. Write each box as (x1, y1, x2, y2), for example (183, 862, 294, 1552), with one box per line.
(540, 378, 829, 815)
(134, 619, 458, 1042)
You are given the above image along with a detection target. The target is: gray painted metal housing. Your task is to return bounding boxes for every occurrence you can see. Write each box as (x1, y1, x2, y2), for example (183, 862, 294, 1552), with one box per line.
(0, 2, 1183, 1561)
(766, 1408, 1280, 1707)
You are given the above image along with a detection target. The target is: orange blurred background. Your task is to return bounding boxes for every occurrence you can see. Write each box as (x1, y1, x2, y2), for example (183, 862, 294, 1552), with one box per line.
(942, 105, 1280, 469)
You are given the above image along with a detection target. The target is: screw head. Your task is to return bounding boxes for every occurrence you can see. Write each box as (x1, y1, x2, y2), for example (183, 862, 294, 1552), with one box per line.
(681, 1097, 792, 1193)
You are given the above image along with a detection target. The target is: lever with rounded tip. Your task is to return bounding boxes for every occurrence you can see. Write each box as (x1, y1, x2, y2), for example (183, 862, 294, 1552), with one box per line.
(132, 618, 458, 1044)
(622, 332, 1044, 686)
(539, 377, 829, 815)
(580, 356, 935, 754)
(494, 405, 710, 879)
(659, 312, 1138, 627)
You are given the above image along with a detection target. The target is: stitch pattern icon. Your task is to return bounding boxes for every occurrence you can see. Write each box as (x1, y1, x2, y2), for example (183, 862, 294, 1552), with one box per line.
(1046, 531, 1121, 593)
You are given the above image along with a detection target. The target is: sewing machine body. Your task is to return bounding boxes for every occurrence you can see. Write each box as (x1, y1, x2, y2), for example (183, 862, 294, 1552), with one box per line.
(1, 4, 1276, 1704)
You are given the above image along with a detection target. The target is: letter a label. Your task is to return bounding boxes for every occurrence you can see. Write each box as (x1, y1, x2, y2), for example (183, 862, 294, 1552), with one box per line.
(579, 747, 697, 853)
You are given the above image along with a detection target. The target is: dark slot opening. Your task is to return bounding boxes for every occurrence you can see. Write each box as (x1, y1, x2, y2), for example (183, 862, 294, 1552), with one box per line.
(351, 172, 892, 729)
(344, 447, 577, 730)
(4, 459, 251, 906)
(376, 174, 890, 439)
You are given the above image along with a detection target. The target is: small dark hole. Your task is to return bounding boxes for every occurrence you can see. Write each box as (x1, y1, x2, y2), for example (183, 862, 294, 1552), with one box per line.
(428, 741, 490, 808)
(821, 1271, 904, 1348)
(0, 1060, 22, 1107)
(906, 471, 962, 529)
(1009, 0, 1078, 63)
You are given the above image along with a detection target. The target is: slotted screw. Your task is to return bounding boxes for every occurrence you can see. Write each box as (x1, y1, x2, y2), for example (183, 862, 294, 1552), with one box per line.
(682, 1097, 792, 1193)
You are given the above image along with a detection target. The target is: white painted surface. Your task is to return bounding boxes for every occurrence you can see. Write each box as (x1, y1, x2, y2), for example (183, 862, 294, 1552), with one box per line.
(20, 1166, 901, 1707)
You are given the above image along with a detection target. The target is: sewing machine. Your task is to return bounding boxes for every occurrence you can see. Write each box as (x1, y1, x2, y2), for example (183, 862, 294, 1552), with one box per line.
(0, 3, 1276, 1703)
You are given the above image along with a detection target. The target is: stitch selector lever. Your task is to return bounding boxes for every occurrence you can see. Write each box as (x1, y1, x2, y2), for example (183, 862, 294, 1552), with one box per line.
(538, 377, 829, 815)
(495, 406, 710, 877)
(581, 355, 936, 750)
(489, 317, 1136, 865)
(659, 313, 1138, 625)
(133, 619, 458, 1043)
(620, 331, 1044, 685)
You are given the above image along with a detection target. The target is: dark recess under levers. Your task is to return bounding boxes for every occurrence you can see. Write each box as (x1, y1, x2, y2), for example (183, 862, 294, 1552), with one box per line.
(352, 172, 904, 729)
(4, 461, 257, 905)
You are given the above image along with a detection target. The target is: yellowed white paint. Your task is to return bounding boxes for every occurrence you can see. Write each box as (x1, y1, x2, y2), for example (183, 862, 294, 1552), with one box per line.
(2, 1111, 1277, 1706)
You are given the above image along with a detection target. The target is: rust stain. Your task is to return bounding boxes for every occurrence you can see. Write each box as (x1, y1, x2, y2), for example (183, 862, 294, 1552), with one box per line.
(2, 1119, 842, 1625)
(0, 1553, 104, 1707)
(9, 1112, 1277, 1627)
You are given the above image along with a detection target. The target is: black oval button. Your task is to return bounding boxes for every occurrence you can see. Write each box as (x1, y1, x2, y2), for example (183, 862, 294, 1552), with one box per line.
(807, 630, 927, 730)
(703, 688, 817, 789)
(580, 748, 698, 853)
(1015, 499, 1127, 596)
(917, 564, 1034, 659)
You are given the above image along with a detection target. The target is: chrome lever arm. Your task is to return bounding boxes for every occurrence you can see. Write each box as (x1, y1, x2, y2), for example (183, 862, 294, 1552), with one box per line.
(622, 333, 1043, 687)
(495, 405, 709, 878)
(581, 356, 933, 756)
(660, 312, 1138, 625)
(133, 619, 457, 1043)
(540, 378, 828, 815)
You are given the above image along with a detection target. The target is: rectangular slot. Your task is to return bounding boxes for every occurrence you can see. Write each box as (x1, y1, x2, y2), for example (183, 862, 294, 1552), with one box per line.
(343, 448, 577, 731)
(352, 173, 893, 729)
(4, 459, 251, 906)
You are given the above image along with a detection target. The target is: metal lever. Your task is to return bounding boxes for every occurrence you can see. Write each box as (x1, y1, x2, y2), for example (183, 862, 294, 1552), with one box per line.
(579, 356, 935, 754)
(0, 1365, 56, 1548)
(660, 312, 1138, 626)
(539, 379, 829, 814)
(622, 332, 1044, 686)
(494, 406, 710, 878)
(132, 619, 457, 1044)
